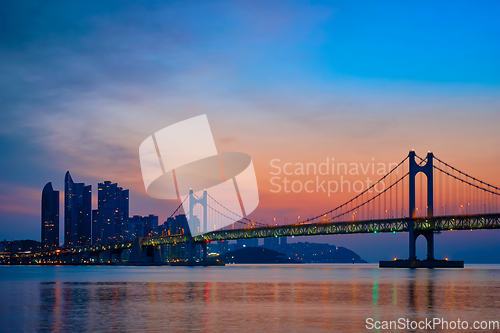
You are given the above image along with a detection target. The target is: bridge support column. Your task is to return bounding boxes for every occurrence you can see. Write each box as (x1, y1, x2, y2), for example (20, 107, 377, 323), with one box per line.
(101, 250, 111, 264)
(188, 237, 194, 264)
(71, 253, 82, 264)
(409, 221, 416, 261)
(182, 240, 210, 266)
(116, 251, 123, 263)
(109, 250, 124, 263)
(189, 189, 208, 234)
(409, 230, 434, 261)
(153, 246, 162, 263)
(423, 231, 434, 261)
(90, 252, 100, 264)
(381, 150, 463, 268)
(408, 150, 434, 261)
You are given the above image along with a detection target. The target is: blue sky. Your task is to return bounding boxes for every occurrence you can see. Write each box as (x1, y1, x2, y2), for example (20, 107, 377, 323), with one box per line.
(1, 1, 499, 262)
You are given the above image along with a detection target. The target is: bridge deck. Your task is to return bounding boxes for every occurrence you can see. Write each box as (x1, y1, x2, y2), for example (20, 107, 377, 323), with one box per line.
(142, 213, 500, 246)
(10, 214, 499, 258)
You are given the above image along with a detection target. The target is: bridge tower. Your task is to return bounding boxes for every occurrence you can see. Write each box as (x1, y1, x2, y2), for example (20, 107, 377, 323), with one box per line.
(188, 189, 208, 234)
(187, 189, 209, 264)
(408, 150, 434, 261)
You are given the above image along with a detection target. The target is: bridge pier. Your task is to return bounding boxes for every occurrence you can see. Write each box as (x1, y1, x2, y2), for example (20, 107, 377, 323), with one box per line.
(187, 239, 206, 264)
(109, 249, 125, 263)
(70, 252, 83, 264)
(423, 230, 434, 261)
(409, 229, 434, 261)
(89, 251, 101, 264)
(128, 238, 164, 264)
(174, 237, 215, 266)
(149, 246, 162, 263)
(189, 189, 208, 234)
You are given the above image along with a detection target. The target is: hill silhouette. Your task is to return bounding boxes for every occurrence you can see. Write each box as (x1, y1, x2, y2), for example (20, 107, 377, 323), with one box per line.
(216, 242, 367, 264)
(220, 247, 299, 264)
(279, 242, 367, 263)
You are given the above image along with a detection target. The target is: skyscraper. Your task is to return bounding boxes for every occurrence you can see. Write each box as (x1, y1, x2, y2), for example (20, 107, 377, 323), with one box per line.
(64, 171, 92, 247)
(41, 182, 59, 250)
(92, 181, 129, 244)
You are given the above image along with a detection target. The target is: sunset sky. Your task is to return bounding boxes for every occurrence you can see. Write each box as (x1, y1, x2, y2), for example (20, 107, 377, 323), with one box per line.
(1, 1, 499, 262)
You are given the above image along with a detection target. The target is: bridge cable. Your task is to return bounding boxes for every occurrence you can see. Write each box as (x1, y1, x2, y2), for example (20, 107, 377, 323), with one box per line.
(433, 165, 500, 197)
(433, 156, 500, 192)
(321, 172, 410, 223)
(297, 155, 409, 224)
(206, 193, 268, 227)
(168, 194, 190, 218)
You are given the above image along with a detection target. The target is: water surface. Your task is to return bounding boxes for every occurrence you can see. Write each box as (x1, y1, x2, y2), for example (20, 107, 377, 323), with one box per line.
(1, 264, 499, 332)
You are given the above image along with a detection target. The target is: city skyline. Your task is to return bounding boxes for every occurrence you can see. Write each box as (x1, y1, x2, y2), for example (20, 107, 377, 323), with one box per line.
(19, 158, 500, 265)
(1, 1, 499, 262)
(35, 171, 159, 247)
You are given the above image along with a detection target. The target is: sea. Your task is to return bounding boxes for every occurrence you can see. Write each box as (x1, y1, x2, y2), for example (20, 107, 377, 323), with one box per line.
(0, 264, 499, 332)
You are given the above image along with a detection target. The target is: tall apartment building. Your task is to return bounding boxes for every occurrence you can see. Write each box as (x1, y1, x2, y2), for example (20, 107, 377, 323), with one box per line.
(92, 181, 129, 244)
(41, 182, 59, 250)
(64, 171, 91, 247)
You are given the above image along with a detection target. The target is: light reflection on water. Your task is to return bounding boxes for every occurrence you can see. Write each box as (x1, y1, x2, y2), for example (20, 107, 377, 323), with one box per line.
(0, 264, 499, 332)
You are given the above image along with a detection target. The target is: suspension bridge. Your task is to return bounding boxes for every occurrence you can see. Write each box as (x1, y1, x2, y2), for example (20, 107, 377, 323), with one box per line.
(13, 150, 500, 267)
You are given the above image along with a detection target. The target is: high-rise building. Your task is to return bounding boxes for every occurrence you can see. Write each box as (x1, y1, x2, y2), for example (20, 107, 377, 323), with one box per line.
(158, 214, 190, 262)
(41, 182, 59, 250)
(121, 214, 158, 240)
(91, 209, 101, 243)
(143, 214, 158, 238)
(159, 214, 190, 236)
(64, 171, 91, 247)
(92, 181, 129, 244)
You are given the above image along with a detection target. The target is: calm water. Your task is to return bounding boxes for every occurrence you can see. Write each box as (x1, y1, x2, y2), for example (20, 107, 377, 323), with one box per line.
(1, 264, 499, 332)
